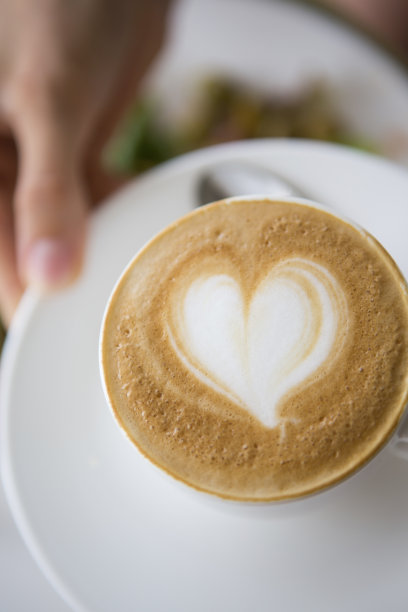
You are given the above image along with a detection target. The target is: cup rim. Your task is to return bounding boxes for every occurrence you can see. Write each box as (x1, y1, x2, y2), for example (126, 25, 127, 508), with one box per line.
(99, 194, 408, 504)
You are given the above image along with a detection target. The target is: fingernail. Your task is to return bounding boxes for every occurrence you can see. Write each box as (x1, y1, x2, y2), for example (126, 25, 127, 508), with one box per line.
(25, 239, 75, 289)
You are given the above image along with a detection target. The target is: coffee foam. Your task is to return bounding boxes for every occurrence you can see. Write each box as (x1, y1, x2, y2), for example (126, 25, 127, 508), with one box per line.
(168, 258, 347, 428)
(102, 200, 408, 501)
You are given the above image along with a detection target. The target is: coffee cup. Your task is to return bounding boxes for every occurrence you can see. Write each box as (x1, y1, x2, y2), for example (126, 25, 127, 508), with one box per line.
(100, 196, 408, 503)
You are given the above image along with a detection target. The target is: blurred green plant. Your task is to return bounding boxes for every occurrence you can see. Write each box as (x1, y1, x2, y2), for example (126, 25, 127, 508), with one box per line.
(104, 100, 180, 174)
(105, 76, 378, 175)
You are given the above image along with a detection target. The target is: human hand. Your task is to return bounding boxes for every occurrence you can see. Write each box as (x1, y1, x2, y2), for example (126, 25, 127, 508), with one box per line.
(0, 0, 170, 326)
(326, 0, 408, 53)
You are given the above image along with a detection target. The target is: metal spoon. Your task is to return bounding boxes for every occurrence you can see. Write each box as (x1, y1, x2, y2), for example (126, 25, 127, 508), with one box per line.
(196, 160, 305, 206)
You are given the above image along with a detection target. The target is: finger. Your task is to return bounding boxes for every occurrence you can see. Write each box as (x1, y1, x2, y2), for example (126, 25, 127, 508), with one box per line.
(82, 3, 169, 210)
(87, 0, 171, 156)
(12, 100, 88, 290)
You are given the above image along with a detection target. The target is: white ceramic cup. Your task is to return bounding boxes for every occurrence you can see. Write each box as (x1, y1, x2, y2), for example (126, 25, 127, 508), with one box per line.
(100, 195, 408, 509)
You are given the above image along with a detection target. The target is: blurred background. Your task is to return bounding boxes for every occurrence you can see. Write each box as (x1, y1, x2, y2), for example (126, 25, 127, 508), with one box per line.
(104, 0, 408, 174)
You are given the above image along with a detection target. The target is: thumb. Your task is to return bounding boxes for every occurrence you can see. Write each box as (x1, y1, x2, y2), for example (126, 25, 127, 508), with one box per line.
(14, 107, 88, 290)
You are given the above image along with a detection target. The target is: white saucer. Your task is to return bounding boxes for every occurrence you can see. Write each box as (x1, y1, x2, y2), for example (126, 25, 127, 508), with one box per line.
(2, 139, 408, 612)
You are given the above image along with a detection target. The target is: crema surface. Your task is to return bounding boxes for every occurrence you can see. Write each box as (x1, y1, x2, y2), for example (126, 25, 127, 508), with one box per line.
(102, 200, 408, 500)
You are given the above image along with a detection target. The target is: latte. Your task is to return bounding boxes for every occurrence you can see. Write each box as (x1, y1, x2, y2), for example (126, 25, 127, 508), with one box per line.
(101, 199, 408, 501)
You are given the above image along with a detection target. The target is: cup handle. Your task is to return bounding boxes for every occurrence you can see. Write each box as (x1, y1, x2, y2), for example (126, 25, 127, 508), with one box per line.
(389, 410, 408, 459)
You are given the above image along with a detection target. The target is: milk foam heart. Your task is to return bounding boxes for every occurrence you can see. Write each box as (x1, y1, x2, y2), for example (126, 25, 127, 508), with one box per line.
(169, 258, 347, 427)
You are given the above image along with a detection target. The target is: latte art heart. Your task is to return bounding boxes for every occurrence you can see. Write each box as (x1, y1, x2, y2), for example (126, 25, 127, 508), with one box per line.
(169, 258, 347, 427)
